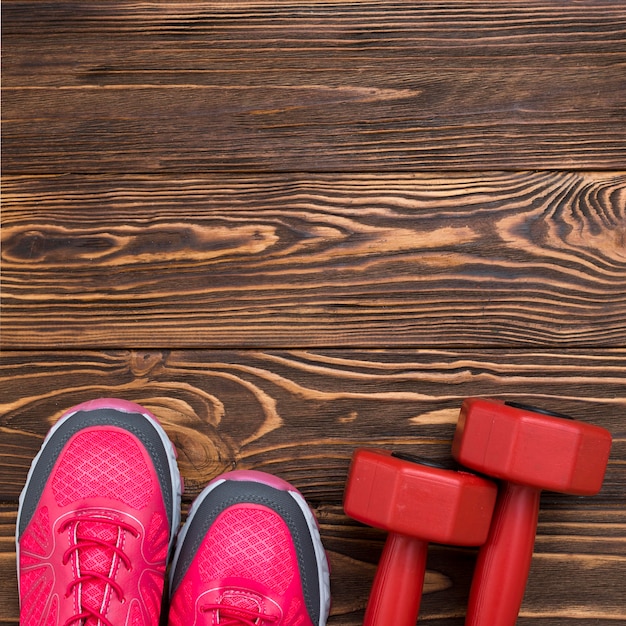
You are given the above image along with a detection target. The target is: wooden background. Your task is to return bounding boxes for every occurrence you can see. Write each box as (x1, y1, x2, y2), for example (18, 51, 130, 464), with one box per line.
(1, 1, 625, 624)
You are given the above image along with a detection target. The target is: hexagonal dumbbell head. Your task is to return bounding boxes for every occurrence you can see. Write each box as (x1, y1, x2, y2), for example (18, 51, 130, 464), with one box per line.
(452, 398, 612, 626)
(344, 448, 497, 626)
(344, 448, 497, 545)
(452, 398, 612, 494)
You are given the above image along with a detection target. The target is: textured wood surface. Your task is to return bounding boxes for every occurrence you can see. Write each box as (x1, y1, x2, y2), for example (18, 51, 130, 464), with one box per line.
(1, 350, 625, 623)
(2, 349, 625, 500)
(2, 0, 625, 624)
(3, 172, 625, 349)
(3, 1, 626, 173)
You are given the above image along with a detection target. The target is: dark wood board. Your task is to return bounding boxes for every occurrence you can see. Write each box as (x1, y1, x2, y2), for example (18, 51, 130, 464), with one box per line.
(3, 1, 626, 173)
(1, 349, 625, 623)
(2, 172, 625, 349)
(2, 0, 625, 623)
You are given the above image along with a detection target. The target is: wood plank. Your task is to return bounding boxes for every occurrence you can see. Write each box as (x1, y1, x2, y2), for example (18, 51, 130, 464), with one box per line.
(1, 349, 625, 623)
(2, 349, 623, 502)
(3, 1, 625, 172)
(3, 0, 626, 78)
(2, 172, 625, 349)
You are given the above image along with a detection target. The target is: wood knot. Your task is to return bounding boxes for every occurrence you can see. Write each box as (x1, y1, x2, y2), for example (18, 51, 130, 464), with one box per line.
(129, 351, 168, 377)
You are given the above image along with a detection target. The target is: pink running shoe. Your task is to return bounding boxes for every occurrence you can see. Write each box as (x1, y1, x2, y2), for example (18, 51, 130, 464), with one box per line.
(16, 398, 182, 626)
(168, 470, 330, 626)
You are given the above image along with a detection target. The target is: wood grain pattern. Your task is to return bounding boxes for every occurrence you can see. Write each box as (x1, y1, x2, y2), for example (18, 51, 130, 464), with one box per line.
(2, 0, 625, 623)
(2, 349, 624, 502)
(3, 1, 626, 172)
(1, 350, 625, 623)
(2, 172, 625, 349)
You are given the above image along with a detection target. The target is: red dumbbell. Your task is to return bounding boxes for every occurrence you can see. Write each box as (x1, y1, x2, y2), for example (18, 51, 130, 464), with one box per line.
(343, 448, 498, 626)
(452, 398, 612, 626)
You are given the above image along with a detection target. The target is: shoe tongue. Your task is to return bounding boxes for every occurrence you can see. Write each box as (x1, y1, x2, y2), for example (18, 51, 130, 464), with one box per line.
(75, 517, 122, 622)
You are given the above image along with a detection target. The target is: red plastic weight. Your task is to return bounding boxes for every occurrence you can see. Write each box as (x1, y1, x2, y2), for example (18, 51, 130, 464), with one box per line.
(452, 398, 613, 626)
(343, 448, 498, 626)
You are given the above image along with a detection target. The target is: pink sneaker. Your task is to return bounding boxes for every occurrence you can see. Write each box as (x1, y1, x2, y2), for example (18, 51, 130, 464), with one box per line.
(16, 398, 182, 626)
(168, 470, 330, 626)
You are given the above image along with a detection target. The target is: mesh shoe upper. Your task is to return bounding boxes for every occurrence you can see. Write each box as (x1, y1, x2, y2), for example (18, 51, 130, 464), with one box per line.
(17, 398, 182, 626)
(168, 470, 330, 626)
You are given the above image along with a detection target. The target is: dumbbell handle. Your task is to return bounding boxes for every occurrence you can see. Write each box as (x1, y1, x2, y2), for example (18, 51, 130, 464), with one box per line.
(466, 482, 541, 626)
(364, 532, 428, 626)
